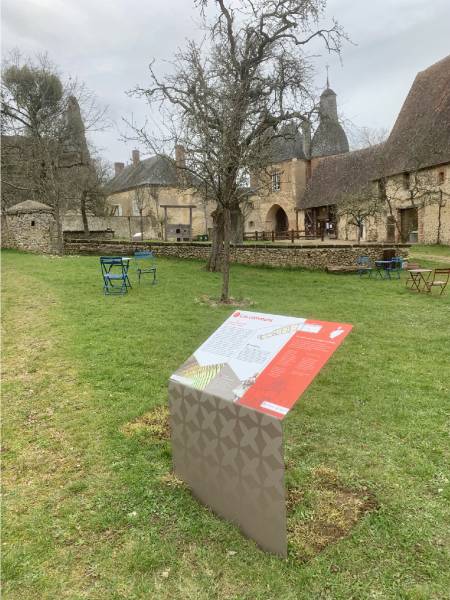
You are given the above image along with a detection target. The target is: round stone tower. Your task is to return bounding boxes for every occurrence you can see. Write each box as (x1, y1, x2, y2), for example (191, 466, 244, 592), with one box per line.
(311, 84, 349, 158)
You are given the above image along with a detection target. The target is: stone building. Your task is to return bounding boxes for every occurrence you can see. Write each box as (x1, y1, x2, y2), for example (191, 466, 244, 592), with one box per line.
(298, 55, 450, 244)
(245, 86, 349, 236)
(1, 96, 95, 212)
(1, 96, 108, 252)
(105, 82, 351, 241)
(105, 146, 211, 240)
(2, 200, 57, 253)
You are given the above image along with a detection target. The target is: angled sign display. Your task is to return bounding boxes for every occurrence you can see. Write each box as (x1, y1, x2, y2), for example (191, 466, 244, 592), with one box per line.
(169, 311, 352, 555)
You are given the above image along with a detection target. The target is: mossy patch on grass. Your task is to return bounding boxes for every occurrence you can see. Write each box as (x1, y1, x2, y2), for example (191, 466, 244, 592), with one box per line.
(121, 405, 170, 440)
(287, 466, 378, 562)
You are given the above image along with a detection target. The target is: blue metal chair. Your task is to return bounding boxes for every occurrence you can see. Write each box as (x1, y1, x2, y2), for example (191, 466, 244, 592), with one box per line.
(356, 256, 373, 278)
(100, 257, 132, 295)
(134, 251, 157, 284)
(389, 257, 403, 279)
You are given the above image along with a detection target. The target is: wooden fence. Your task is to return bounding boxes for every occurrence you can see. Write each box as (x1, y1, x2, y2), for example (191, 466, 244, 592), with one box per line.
(243, 229, 319, 243)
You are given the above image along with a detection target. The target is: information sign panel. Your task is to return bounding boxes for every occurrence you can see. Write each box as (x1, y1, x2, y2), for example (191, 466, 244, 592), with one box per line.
(169, 311, 352, 555)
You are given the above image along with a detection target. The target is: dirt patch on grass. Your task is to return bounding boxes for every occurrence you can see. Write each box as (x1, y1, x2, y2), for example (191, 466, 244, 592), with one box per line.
(287, 466, 378, 562)
(195, 294, 255, 308)
(121, 405, 170, 440)
(160, 472, 185, 488)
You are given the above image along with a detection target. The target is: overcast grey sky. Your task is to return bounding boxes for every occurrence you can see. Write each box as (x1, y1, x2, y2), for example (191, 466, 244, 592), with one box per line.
(2, 0, 450, 165)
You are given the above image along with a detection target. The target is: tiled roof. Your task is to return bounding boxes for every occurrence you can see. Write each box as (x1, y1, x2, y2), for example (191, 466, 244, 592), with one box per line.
(383, 54, 450, 174)
(106, 155, 178, 194)
(267, 123, 305, 163)
(310, 118, 349, 158)
(300, 144, 384, 209)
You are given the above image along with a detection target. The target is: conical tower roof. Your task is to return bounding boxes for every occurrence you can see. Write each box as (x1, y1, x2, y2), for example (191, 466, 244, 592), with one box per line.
(311, 81, 349, 158)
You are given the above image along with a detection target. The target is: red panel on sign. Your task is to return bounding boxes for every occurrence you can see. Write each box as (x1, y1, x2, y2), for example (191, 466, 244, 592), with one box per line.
(236, 320, 352, 419)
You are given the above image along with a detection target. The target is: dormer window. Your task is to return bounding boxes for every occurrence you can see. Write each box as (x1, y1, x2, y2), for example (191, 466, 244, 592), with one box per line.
(271, 172, 281, 192)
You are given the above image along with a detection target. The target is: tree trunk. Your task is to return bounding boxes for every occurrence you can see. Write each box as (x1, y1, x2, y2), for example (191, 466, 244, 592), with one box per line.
(230, 205, 244, 244)
(81, 190, 89, 234)
(380, 178, 402, 243)
(220, 206, 231, 303)
(42, 153, 64, 255)
(437, 191, 443, 245)
(385, 196, 402, 243)
(139, 209, 144, 241)
(53, 201, 64, 256)
(128, 216, 132, 241)
(207, 208, 224, 272)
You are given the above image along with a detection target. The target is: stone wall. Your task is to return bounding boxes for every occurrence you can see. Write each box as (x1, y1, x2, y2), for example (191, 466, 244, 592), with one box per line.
(421, 202, 450, 245)
(62, 214, 160, 240)
(64, 239, 409, 270)
(2, 210, 57, 253)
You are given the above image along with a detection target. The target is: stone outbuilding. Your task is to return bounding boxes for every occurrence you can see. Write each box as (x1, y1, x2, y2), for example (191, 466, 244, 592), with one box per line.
(2, 200, 57, 253)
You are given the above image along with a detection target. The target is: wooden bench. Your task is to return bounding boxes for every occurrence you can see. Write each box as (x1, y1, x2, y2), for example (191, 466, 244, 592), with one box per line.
(326, 265, 360, 274)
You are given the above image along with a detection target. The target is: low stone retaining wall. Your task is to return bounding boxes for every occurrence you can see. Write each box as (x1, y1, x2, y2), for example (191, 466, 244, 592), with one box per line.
(64, 239, 409, 270)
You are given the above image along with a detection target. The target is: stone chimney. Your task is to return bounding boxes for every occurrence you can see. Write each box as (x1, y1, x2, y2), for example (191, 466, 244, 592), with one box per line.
(132, 149, 140, 167)
(114, 162, 125, 176)
(175, 144, 186, 169)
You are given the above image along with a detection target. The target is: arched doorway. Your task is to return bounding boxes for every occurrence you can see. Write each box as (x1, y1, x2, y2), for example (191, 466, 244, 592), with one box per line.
(266, 204, 289, 234)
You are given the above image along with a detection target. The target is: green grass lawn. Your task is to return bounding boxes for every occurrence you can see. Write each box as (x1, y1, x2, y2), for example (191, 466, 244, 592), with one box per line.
(2, 248, 450, 600)
(409, 244, 450, 266)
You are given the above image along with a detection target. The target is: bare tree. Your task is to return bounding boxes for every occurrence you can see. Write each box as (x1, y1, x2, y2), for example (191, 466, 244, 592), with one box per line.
(378, 167, 440, 242)
(343, 121, 388, 151)
(336, 182, 385, 243)
(1, 52, 108, 252)
(129, 0, 346, 301)
(77, 151, 112, 231)
(434, 187, 449, 245)
(157, 213, 166, 240)
(133, 186, 153, 240)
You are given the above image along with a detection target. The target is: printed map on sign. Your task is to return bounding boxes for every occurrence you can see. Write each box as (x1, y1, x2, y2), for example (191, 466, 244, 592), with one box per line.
(170, 310, 352, 419)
